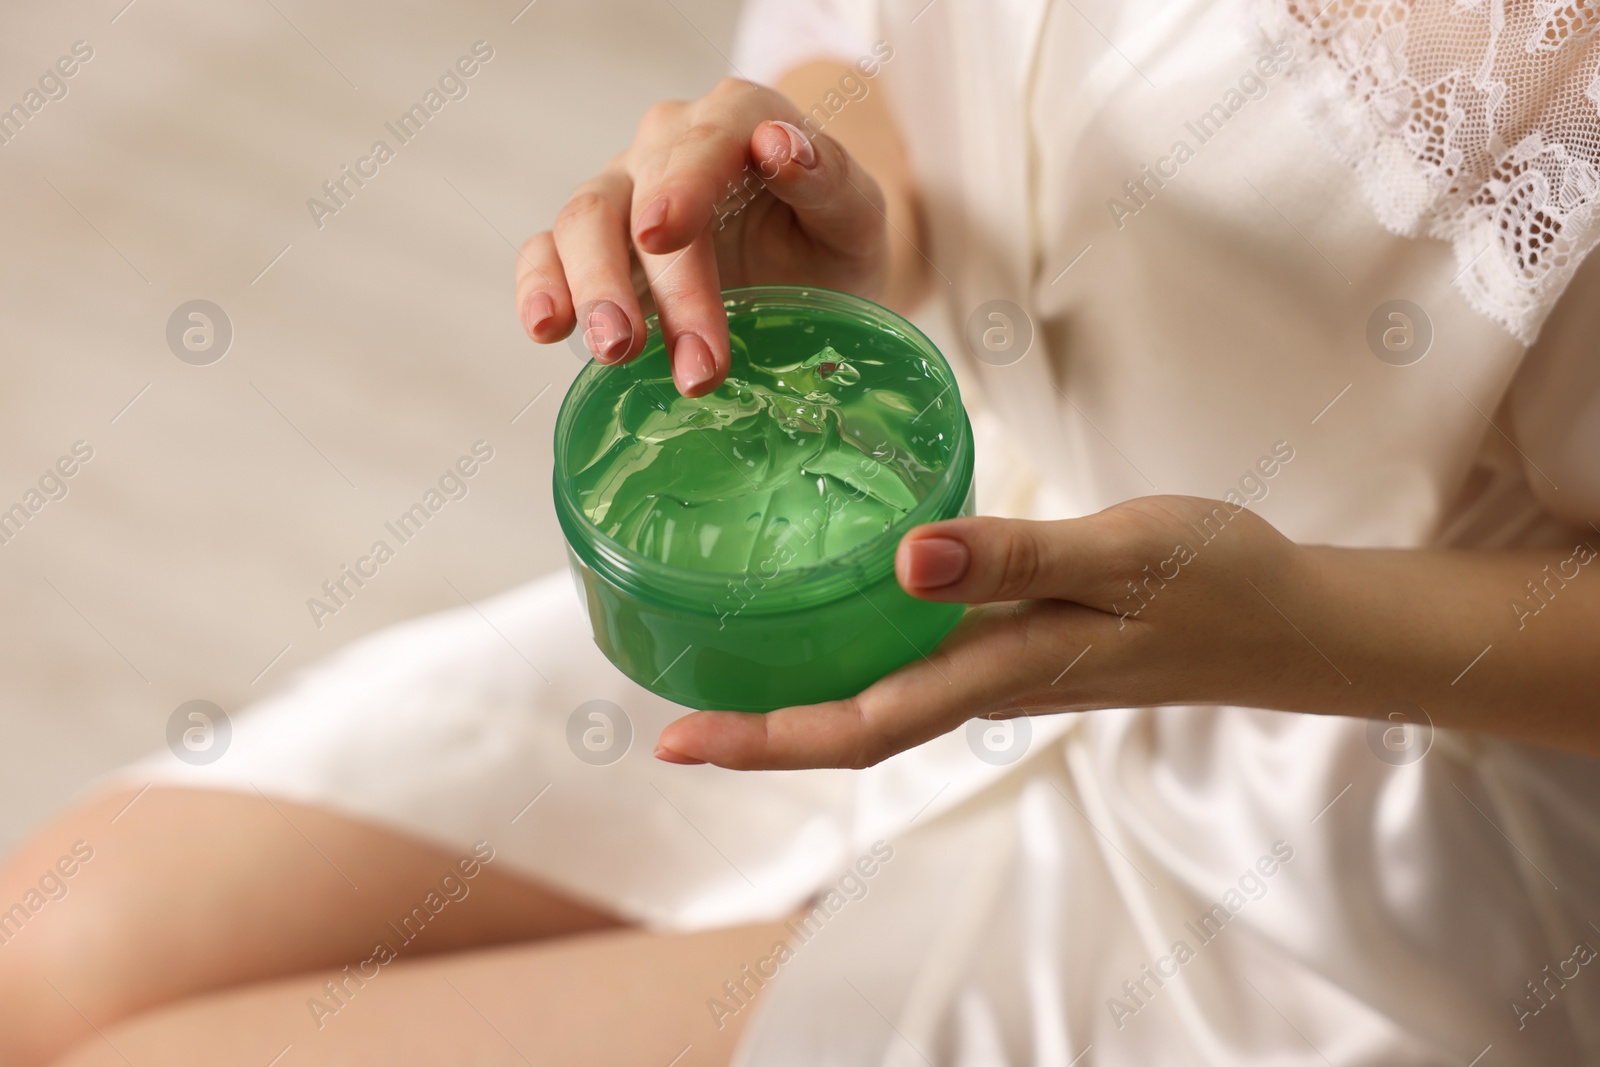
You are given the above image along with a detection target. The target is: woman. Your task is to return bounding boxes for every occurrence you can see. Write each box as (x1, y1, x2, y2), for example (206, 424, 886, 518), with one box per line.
(4, 0, 1599, 1063)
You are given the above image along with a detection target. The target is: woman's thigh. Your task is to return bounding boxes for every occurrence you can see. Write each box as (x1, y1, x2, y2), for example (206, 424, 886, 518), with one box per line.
(54, 919, 784, 1067)
(0, 786, 622, 1067)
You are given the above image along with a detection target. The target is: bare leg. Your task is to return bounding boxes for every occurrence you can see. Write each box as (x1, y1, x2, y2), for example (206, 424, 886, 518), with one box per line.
(51, 919, 784, 1067)
(0, 787, 622, 1067)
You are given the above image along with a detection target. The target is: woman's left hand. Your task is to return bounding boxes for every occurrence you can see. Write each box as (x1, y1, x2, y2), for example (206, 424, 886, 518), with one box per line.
(654, 496, 1326, 769)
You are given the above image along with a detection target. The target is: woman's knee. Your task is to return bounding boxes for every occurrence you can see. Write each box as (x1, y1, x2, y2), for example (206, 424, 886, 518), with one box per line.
(0, 790, 150, 1067)
(0, 785, 368, 1064)
(0, 783, 627, 1065)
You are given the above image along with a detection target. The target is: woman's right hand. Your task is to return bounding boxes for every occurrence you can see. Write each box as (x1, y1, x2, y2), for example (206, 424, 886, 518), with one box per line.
(515, 76, 891, 397)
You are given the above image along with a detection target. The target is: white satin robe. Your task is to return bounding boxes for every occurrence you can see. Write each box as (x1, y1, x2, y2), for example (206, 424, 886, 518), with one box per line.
(117, 0, 1600, 1063)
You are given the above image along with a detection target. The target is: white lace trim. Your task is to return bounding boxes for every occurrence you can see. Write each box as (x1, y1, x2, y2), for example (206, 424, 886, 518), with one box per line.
(1260, 0, 1600, 343)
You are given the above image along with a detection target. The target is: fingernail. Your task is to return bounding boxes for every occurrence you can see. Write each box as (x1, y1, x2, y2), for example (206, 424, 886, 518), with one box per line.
(654, 744, 707, 765)
(636, 197, 669, 243)
(675, 333, 718, 395)
(902, 537, 969, 588)
(583, 301, 632, 363)
(771, 120, 817, 168)
(521, 292, 554, 338)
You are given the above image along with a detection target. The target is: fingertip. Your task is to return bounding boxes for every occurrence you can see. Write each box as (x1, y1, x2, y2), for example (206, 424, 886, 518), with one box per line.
(634, 195, 671, 252)
(752, 119, 817, 174)
(672, 332, 725, 396)
(634, 193, 710, 255)
(608, 329, 650, 365)
(896, 533, 971, 596)
(658, 710, 762, 767)
(532, 320, 571, 345)
(577, 299, 639, 364)
(653, 742, 707, 765)
(520, 291, 553, 338)
(522, 292, 578, 346)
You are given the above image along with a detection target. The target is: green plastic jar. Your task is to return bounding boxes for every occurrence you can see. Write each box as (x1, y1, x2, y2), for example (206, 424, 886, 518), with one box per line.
(553, 285, 974, 712)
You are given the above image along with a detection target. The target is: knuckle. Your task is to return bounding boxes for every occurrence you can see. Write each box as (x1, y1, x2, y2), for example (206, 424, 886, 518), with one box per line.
(840, 697, 881, 770)
(711, 76, 756, 98)
(995, 529, 1042, 599)
(1108, 545, 1147, 583)
(554, 189, 615, 231)
(1112, 536, 1164, 580)
(517, 231, 550, 263)
(644, 268, 696, 304)
(640, 99, 686, 132)
(676, 121, 735, 155)
(516, 233, 560, 288)
(1107, 500, 1177, 557)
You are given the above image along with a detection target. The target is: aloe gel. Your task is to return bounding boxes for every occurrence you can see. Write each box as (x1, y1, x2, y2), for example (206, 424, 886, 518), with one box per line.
(554, 286, 974, 712)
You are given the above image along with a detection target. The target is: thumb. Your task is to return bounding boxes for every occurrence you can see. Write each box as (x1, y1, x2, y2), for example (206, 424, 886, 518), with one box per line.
(748, 119, 885, 260)
(895, 516, 1101, 604)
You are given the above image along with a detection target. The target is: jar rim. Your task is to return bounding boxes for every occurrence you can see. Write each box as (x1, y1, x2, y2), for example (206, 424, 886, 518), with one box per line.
(552, 285, 974, 614)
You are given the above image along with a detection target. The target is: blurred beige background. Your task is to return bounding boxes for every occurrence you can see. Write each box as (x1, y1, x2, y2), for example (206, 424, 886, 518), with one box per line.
(0, 0, 743, 853)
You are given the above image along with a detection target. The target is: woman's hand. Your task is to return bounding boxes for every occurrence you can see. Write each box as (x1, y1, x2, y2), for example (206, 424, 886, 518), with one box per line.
(516, 76, 891, 397)
(655, 496, 1324, 769)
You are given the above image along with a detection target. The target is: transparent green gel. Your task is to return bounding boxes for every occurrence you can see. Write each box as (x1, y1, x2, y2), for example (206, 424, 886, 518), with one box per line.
(554, 287, 974, 712)
(571, 314, 949, 576)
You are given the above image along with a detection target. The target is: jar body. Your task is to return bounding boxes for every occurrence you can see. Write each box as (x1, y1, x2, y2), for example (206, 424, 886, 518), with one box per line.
(553, 285, 975, 713)
(566, 482, 972, 712)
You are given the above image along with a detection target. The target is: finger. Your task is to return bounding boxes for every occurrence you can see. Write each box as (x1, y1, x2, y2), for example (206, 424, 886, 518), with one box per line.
(552, 170, 648, 364)
(631, 81, 778, 255)
(896, 516, 1112, 604)
(747, 120, 886, 263)
(513, 231, 573, 345)
(654, 601, 1104, 770)
(637, 226, 728, 396)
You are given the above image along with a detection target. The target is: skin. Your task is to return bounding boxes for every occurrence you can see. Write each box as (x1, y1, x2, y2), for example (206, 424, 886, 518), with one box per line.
(49, 899, 786, 1067)
(514, 66, 920, 395)
(659, 500, 1600, 768)
(5, 58, 1597, 1066)
(0, 788, 779, 1067)
(3, 64, 896, 1067)
(509, 75, 1600, 771)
